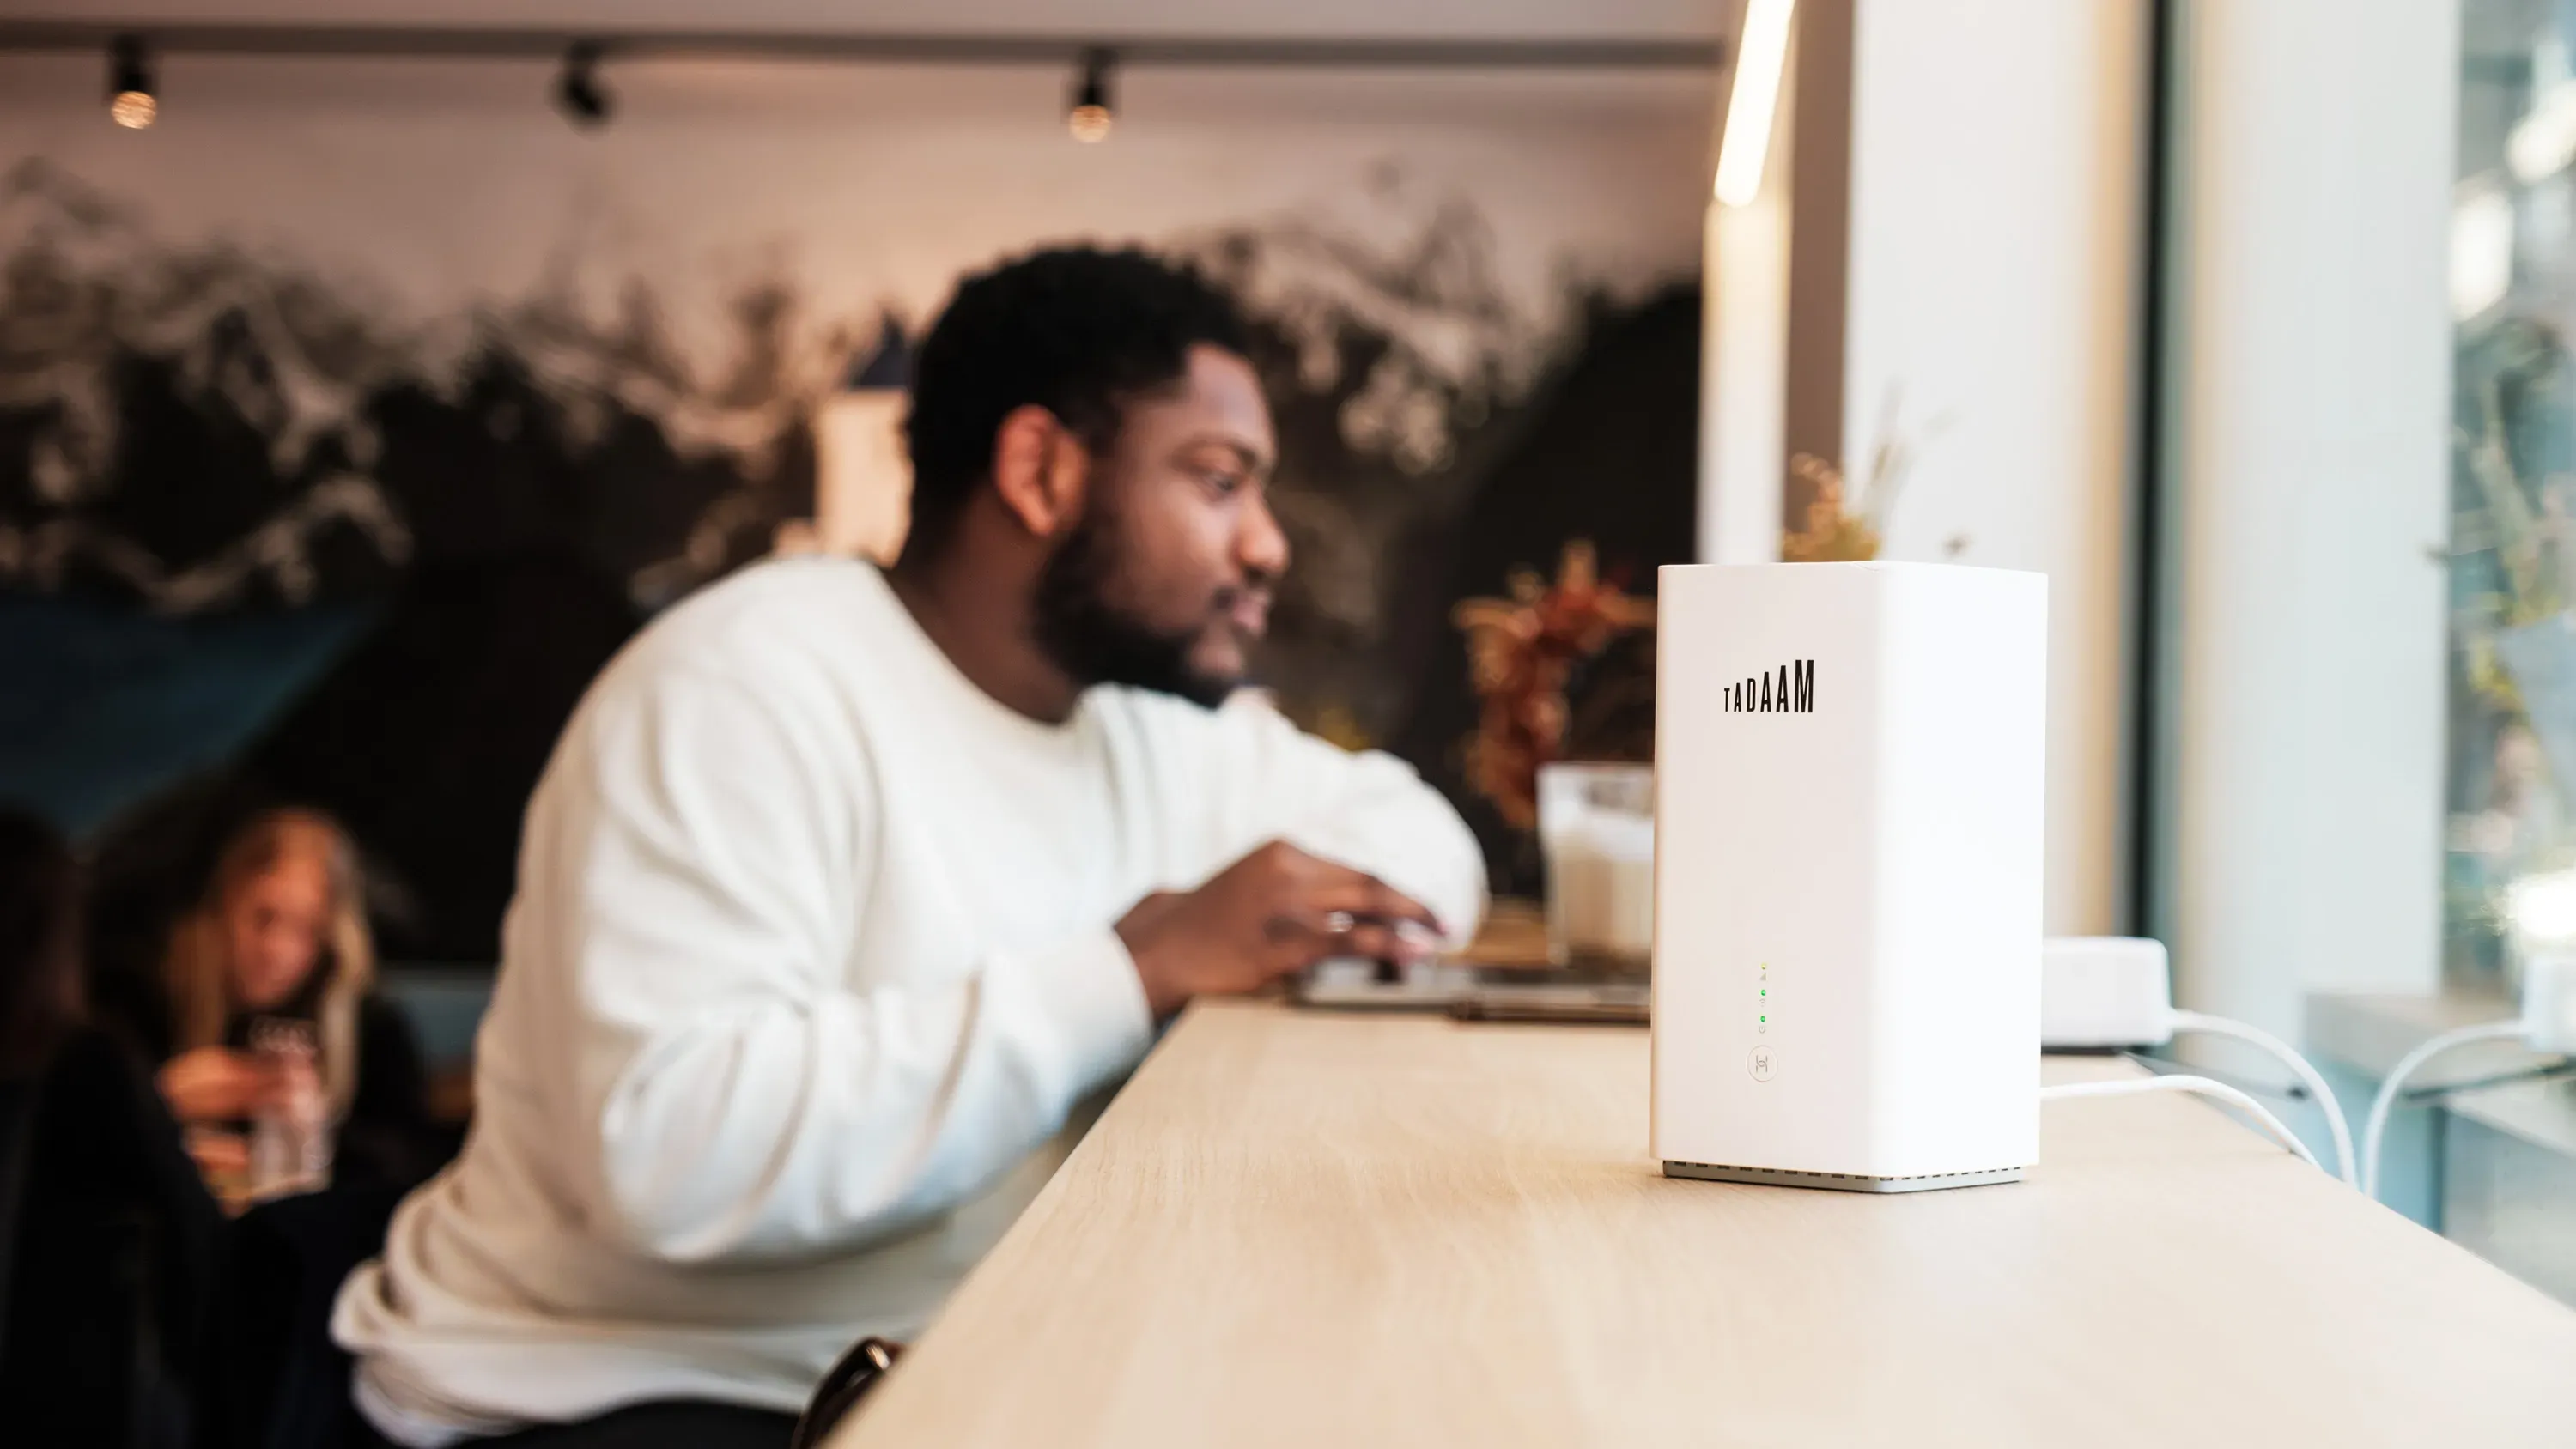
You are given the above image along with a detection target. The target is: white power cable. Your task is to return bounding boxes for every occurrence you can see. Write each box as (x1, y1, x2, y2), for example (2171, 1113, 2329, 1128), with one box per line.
(2358, 1019, 2526, 1200)
(2166, 1009, 2356, 1187)
(2041, 1074, 2324, 1173)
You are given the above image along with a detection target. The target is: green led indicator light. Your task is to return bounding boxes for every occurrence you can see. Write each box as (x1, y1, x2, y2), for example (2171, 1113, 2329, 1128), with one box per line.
(1759, 1016, 1766, 1022)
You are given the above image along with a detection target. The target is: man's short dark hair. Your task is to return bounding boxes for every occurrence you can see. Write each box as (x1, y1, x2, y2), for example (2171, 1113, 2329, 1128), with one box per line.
(901, 246, 1253, 557)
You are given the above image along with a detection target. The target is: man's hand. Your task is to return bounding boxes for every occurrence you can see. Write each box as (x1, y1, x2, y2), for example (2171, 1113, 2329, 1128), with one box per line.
(1116, 840, 1443, 1018)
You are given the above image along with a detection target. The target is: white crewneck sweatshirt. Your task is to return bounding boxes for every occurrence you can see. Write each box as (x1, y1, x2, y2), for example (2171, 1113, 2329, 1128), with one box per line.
(333, 556, 1486, 1444)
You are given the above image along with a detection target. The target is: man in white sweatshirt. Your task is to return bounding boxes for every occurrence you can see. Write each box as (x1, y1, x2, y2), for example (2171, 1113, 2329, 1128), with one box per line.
(333, 246, 1487, 1447)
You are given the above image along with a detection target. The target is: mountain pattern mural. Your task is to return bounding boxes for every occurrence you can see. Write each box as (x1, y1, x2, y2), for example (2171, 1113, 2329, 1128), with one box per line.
(0, 157, 1696, 959)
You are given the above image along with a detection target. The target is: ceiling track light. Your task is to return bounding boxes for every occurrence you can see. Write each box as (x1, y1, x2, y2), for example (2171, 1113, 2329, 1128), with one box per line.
(1067, 46, 1115, 143)
(107, 33, 155, 129)
(556, 39, 612, 129)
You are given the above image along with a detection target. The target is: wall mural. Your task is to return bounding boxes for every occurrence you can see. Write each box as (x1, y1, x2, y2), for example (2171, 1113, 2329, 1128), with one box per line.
(0, 158, 821, 612)
(0, 154, 1697, 961)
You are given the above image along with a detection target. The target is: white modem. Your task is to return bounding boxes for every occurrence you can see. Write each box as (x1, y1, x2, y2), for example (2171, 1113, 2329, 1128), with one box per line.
(1651, 562, 2047, 1191)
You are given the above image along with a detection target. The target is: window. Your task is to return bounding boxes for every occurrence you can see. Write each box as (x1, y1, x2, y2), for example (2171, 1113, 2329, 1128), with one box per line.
(2448, 2, 2576, 989)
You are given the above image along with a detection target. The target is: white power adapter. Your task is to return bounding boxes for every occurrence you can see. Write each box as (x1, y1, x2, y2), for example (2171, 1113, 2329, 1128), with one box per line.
(2041, 937, 2355, 1185)
(2520, 949, 2576, 1053)
(2041, 937, 2173, 1050)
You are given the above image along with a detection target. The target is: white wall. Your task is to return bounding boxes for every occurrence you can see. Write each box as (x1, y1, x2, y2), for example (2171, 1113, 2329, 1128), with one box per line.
(2165, 0, 2459, 1034)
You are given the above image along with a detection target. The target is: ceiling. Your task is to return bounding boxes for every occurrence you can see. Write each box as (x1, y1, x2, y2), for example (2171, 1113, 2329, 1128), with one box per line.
(0, 0, 1731, 43)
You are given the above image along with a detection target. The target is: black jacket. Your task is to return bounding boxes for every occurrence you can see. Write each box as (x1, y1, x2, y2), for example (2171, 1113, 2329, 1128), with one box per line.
(0, 1028, 226, 1447)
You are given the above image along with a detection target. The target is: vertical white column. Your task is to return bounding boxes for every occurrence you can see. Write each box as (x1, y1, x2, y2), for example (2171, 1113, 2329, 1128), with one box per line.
(1841, 0, 2151, 934)
(1698, 0, 2151, 933)
(2165, 0, 2459, 1033)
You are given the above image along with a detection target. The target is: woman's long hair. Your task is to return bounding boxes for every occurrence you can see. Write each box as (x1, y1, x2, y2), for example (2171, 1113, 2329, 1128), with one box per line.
(162, 809, 373, 1119)
(0, 807, 82, 1080)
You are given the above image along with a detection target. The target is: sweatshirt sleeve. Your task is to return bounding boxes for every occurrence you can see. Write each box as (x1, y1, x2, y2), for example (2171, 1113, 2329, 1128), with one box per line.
(1194, 695, 1490, 950)
(534, 667, 1153, 1266)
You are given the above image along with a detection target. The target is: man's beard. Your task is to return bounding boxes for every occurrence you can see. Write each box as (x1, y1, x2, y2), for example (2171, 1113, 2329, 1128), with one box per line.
(1032, 506, 1242, 709)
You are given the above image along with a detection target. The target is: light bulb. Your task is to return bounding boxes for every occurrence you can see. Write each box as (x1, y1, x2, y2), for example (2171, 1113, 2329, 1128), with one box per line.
(107, 35, 156, 130)
(1068, 48, 1115, 143)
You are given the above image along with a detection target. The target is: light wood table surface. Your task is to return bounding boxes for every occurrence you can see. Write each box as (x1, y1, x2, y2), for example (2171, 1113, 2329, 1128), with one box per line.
(833, 1001, 2576, 1448)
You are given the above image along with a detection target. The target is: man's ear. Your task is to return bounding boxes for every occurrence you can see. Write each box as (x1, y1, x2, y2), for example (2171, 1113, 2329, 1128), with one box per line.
(989, 405, 1091, 541)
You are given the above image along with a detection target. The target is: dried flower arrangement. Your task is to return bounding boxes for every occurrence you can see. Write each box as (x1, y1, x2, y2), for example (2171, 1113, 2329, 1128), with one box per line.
(1452, 540, 1656, 829)
(1780, 391, 1943, 564)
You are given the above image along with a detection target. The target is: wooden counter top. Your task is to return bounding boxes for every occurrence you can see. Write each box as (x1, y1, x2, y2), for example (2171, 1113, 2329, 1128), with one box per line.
(834, 1001, 2576, 1447)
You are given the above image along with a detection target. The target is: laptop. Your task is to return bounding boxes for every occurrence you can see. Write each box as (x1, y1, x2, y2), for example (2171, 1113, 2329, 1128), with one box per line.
(1288, 957, 1649, 1024)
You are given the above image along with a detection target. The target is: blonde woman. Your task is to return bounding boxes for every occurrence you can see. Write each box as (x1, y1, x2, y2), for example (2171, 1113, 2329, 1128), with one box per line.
(104, 807, 437, 1198)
